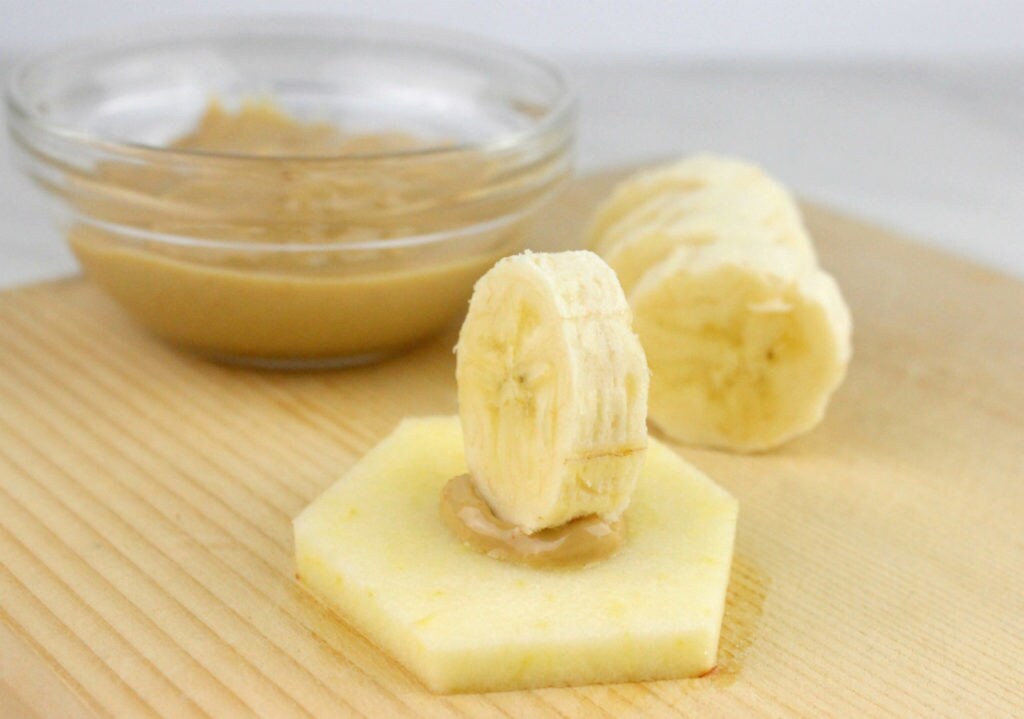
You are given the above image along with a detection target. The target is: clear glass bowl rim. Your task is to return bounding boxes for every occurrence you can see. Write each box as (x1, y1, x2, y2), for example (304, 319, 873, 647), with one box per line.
(5, 15, 576, 253)
(5, 14, 576, 165)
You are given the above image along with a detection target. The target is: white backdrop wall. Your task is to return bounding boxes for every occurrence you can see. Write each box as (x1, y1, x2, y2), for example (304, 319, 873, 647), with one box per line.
(3, 0, 1022, 59)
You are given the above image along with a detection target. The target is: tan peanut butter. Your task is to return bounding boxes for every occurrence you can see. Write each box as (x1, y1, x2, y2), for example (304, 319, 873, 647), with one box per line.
(440, 474, 625, 567)
(67, 100, 538, 363)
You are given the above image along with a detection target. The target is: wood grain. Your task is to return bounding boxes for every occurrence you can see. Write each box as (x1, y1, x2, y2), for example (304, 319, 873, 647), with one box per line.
(1, 169, 1022, 717)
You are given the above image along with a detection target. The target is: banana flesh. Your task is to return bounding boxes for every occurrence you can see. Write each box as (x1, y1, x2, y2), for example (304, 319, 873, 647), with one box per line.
(604, 215, 813, 296)
(590, 155, 852, 451)
(631, 240, 850, 451)
(587, 154, 805, 254)
(456, 251, 649, 533)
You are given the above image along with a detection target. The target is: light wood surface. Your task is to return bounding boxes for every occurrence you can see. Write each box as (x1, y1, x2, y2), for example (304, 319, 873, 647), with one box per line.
(1, 169, 1022, 717)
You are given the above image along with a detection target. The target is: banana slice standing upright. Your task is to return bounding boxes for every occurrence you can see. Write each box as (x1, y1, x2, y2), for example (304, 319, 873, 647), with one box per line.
(456, 250, 650, 534)
(630, 240, 851, 452)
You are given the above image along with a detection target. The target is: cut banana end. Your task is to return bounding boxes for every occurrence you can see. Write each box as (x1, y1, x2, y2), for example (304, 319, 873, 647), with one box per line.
(631, 241, 851, 452)
(586, 154, 796, 253)
(456, 250, 649, 534)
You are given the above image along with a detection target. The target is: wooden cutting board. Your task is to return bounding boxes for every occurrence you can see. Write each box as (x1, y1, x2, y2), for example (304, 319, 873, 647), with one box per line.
(1, 169, 1022, 718)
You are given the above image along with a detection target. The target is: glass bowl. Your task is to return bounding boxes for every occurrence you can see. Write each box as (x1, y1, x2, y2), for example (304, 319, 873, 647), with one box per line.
(6, 17, 575, 368)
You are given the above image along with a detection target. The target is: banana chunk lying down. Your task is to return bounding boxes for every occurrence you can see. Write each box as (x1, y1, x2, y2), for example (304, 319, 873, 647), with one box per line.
(591, 156, 852, 451)
(456, 251, 649, 533)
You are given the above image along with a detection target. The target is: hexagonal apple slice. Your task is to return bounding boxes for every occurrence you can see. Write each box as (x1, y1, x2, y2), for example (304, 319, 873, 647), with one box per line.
(294, 416, 737, 693)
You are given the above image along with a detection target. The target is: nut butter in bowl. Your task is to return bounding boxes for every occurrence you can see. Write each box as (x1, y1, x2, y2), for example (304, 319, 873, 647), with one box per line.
(6, 18, 575, 368)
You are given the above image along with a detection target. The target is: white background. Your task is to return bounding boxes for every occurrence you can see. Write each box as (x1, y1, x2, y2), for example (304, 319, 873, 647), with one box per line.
(1, 1, 1023, 284)
(3, 0, 1024, 60)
